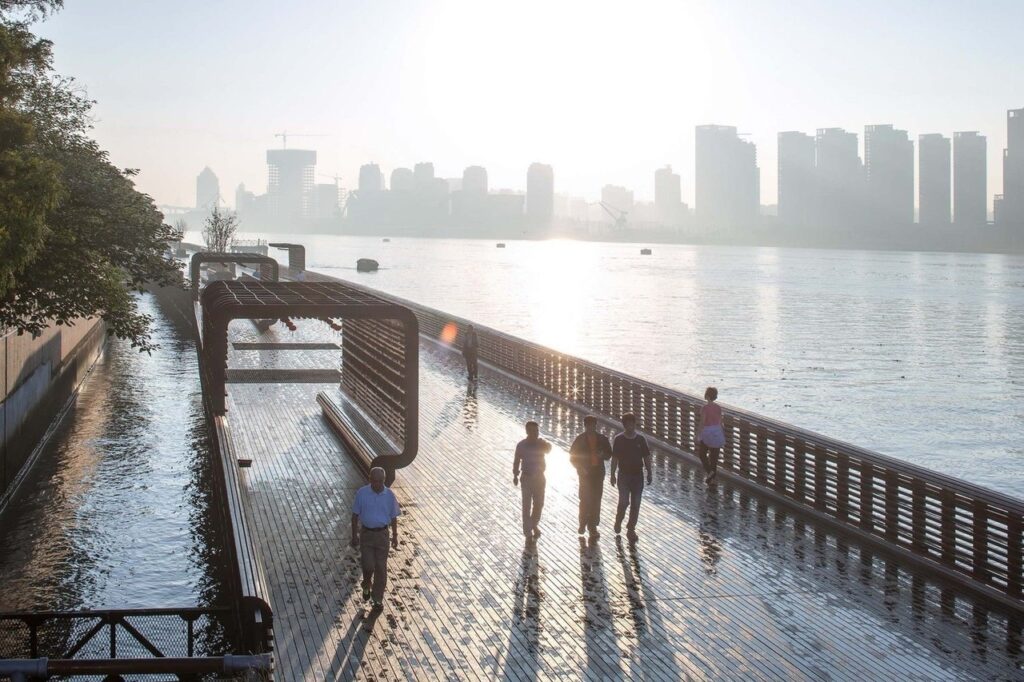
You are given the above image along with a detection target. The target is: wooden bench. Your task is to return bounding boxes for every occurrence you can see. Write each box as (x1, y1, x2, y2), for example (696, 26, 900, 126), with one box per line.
(213, 417, 274, 657)
(317, 391, 400, 479)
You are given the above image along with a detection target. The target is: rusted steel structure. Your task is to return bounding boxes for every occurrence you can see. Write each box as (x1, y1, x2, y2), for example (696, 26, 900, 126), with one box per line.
(198, 280, 419, 480)
(188, 252, 279, 299)
(311, 275, 1024, 613)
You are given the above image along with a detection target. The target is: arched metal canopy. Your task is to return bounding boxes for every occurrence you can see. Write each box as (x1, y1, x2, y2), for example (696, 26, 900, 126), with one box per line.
(198, 280, 419, 476)
(189, 252, 280, 299)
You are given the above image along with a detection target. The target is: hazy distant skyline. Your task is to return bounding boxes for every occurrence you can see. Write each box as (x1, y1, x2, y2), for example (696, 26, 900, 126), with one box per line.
(38, 0, 1023, 208)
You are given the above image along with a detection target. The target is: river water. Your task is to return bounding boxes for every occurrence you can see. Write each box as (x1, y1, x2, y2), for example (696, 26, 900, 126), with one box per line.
(0, 294, 229, 613)
(225, 233, 1024, 498)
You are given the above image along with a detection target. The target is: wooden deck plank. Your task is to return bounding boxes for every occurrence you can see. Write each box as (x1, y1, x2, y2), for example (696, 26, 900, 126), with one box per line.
(220, 319, 1023, 681)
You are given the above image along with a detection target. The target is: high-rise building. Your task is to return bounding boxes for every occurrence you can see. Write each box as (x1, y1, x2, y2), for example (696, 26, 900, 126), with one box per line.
(463, 166, 488, 194)
(695, 125, 759, 229)
(601, 185, 634, 214)
(196, 166, 220, 209)
(814, 128, 863, 230)
(413, 162, 435, 187)
(1001, 108, 1024, 227)
(235, 183, 255, 215)
(918, 134, 951, 226)
(953, 131, 987, 227)
(358, 163, 384, 193)
(864, 124, 914, 226)
(777, 131, 815, 228)
(267, 149, 316, 223)
(526, 163, 554, 225)
(654, 165, 682, 225)
(311, 183, 340, 221)
(390, 168, 414, 192)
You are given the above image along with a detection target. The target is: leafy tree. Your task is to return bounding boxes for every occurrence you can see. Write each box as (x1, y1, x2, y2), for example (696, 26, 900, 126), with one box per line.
(0, 1, 181, 351)
(0, 0, 63, 300)
(202, 206, 238, 253)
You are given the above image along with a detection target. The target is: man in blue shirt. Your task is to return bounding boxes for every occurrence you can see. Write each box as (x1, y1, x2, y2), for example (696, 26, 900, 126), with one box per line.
(350, 466, 400, 610)
(513, 421, 552, 540)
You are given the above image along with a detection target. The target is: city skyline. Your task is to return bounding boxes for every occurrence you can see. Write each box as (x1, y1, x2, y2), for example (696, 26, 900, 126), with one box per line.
(36, 0, 1023, 208)
(190, 110, 1021, 233)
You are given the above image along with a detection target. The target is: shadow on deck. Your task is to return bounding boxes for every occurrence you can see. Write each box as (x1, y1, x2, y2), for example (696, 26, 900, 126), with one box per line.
(221, 319, 1023, 681)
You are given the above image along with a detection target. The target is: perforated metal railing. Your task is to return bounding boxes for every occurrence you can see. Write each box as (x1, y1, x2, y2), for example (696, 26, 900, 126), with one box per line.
(0, 607, 229, 660)
(291, 268, 1024, 611)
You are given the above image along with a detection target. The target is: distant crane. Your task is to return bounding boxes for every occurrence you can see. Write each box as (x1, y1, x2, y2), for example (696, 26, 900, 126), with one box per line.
(274, 131, 327, 149)
(598, 201, 630, 231)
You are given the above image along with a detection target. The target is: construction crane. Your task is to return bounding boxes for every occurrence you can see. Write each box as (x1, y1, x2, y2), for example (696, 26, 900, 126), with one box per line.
(598, 201, 629, 231)
(274, 131, 327, 149)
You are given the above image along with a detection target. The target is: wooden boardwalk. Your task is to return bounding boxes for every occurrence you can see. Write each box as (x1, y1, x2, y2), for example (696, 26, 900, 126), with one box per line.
(223, 320, 1023, 681)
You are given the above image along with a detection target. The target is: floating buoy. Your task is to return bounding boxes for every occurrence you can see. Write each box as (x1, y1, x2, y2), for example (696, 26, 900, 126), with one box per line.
(356, 258, 379, 272)
(496, 243, 506, 248)
(640, 248, 652, 255)
(382, 238, 390, 242)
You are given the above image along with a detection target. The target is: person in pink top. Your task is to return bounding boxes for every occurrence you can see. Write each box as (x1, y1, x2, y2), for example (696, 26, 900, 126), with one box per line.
(697, 386, 725, 484)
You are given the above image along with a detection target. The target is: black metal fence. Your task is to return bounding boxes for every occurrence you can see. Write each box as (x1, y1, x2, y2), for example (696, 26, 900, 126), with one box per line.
(0, 607, 229, 661)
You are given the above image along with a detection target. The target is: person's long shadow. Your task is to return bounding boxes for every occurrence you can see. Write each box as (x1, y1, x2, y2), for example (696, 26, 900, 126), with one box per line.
(578, 536, 614, 678)
(497, 544, 544, 680)
(614, 535, 684, 679)
(320, 606, 383, 680)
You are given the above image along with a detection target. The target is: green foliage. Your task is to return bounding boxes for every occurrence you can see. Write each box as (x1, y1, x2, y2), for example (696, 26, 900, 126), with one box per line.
(0, 1, 182, 352)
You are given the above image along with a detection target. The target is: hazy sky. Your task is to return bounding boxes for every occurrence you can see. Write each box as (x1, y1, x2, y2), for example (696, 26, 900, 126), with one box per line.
(37, 0, 1023, 208)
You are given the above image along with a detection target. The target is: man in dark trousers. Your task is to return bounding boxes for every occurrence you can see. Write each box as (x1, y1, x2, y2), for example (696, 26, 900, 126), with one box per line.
(610, 413, 653, 540)
(350, 466, 400, 610)
(513, 420, 552, 540)
(570, 415, 612, 539)
(462, 324, 479, 380)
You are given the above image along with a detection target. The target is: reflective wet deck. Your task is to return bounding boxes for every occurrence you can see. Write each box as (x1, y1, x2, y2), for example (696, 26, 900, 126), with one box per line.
(223, 320, 1023, 681)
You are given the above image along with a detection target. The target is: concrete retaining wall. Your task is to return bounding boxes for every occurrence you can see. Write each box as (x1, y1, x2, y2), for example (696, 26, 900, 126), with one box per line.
(0, 319, 106, 505)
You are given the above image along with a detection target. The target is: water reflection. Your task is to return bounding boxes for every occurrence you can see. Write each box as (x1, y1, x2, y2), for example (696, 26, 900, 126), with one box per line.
(302, 236, 1024, 495)
(462, 382, 479, 430)
(0, 294, 232, 649)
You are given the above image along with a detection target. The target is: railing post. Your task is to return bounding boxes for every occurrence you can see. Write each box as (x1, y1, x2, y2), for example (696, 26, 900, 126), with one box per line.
(733, 418, 748, 476)
(860, 462, 875, 533)
(774, 435, 787, 494)
(813, 445, 827, 512)
(793, 440, 807, 503)
(941, 489, 957, 566)
(911, 479, 927, 554)
(836, 455, 850, 521)
(27, 616, 39, 659)
(973, 500, 989, 583)
(1008, 514, 1022, 599)
(109, 615, 117, 658)
(666, 396, 679, 447)
(884, 470, 900, 543)
(755, 426, 769, 484)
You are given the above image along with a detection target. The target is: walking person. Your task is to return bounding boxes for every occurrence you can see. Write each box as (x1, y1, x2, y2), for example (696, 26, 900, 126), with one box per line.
(610, 413, 652, 540)
(513, 421, 552, 540)
(462, 324, 480, 380)
(350, 467, 400, 611)
(570, 415, 612, 539)
(697, 386, 726, 485)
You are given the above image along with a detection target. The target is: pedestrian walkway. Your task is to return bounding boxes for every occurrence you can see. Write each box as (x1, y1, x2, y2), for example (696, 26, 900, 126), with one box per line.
(223, 320, 1022, 681)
